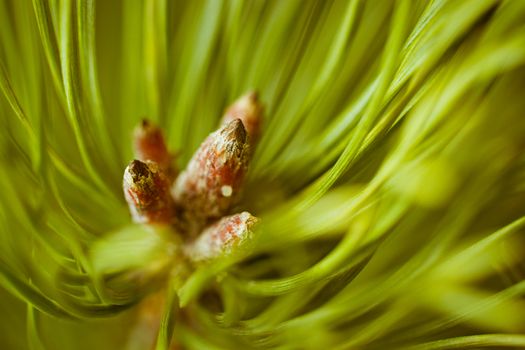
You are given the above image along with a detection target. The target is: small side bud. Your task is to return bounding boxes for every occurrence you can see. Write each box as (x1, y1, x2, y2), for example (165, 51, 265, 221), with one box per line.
(222, 91, 263, 144)
(123, 160, 174, 224)
(172, 119, 250, 229)
(133, 119, 176, 178)
(185, 212, 258, 262)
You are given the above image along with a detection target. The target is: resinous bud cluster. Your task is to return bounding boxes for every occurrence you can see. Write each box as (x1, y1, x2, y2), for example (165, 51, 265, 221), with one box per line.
(122, 92, 264, 261)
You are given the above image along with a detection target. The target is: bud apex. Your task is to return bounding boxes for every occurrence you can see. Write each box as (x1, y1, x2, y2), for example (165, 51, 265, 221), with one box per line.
(186, 212, 258, 262)
(133, 119, 176, 178)
(222, 91, 263, 144)
(123, 160, 174, 224)
(172, 119, 250, 229)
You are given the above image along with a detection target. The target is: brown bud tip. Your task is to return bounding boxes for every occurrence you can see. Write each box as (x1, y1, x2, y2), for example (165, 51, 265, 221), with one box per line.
(223, 118, 247, 145)
(186, 212, 258, 262)
(133, 119, 174, 176)
(172, 120, 250, 229)
(222, 91, 263, 144)
(123, 160, 174, 224)
(128, 159, 151, 181)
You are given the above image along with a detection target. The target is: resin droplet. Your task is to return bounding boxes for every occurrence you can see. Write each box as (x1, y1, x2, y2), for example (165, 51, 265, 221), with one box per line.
(222, 91, 264, 144)
(123, 160, 174, 224)
(221, 185, 233, 197)
(186, 212, 258, 262)
(172, 119, 250, 231)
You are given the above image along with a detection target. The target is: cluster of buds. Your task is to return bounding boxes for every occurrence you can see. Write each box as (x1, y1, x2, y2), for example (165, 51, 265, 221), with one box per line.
(123, 92, 263, 262)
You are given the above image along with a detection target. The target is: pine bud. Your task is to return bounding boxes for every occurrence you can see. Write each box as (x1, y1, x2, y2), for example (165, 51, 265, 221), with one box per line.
(222, 91, 263, 144)
(133, 120, 176, 178)
(123, 160, 174, 224)
(172, 119, 250, 229)
(186, 212, 258, 262)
